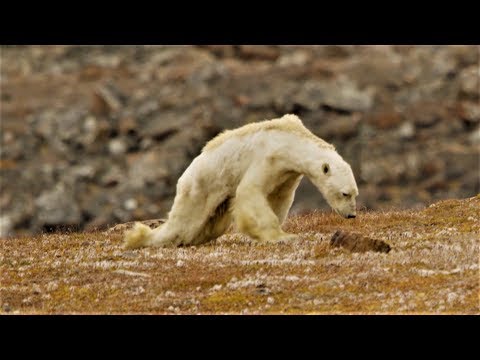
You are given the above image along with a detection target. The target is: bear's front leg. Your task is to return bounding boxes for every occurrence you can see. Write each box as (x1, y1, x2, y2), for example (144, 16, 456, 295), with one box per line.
(233, 181, 298, 244)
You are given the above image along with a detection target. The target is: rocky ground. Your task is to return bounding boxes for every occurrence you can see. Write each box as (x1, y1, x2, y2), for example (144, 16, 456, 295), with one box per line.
(0, 196, 478, 314)
(1, 45, 479, 236)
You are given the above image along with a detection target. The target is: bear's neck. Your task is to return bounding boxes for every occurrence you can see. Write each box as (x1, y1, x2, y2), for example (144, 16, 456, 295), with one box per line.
(286, 138, 339, 183)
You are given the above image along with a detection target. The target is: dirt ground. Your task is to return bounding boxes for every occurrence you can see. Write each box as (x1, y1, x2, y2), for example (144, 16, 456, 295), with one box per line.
(1, 196, 478, 314)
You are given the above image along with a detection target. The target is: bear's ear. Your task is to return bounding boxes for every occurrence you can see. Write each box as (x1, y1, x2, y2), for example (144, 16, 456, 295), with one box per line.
(322, 163, 330, 175)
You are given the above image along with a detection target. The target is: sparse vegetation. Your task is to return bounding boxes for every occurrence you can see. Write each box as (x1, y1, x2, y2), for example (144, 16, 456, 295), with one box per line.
(1, 196, 478, 314)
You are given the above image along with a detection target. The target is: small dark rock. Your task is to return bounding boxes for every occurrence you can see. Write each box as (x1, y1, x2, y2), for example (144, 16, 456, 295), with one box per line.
(330, 230, 392, 253)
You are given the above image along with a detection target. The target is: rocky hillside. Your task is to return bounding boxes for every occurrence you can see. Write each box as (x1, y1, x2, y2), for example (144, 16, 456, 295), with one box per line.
(1, 45, 479, 236)
(1, 196, 478, 314)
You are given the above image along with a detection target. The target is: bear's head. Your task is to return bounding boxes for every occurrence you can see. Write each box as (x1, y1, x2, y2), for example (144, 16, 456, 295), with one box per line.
(316, 155, 358, 219)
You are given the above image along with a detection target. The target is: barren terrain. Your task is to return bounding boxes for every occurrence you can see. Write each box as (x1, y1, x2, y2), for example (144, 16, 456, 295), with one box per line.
(1, 196, 478, 314)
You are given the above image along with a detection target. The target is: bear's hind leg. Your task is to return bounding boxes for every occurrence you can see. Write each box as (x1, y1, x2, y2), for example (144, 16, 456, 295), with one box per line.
(149, 188, 228, 247)
(192, 197, 233, 245)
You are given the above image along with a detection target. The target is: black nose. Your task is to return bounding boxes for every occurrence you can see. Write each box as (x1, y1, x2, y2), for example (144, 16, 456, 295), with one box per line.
(347, 214, 356, 219)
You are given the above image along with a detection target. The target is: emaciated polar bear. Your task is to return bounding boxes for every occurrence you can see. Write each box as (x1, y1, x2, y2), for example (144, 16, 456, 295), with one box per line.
(124, 114, 358, 248)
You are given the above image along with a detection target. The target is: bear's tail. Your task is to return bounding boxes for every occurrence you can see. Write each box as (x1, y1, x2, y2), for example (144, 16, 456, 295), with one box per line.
(123, 222, 153, 249)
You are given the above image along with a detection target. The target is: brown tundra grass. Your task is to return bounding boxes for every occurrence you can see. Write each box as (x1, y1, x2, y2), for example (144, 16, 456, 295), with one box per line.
(1, 195, 479, 314)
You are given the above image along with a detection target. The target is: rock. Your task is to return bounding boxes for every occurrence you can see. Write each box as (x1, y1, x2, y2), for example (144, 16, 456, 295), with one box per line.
(0, 215, 13, 238)
(139, 137, 153, 150)
(421, 174, 448, 193)
(126, 150, 170, 188)
(0, 192, 12, 209)
(147, 48, 183, 66)
(469, 127, 480, 145)
(0, 193, 35, 235)
(444, 153, 479, 181)
(276, 50, 310, 67)
(457, 101, 480, 127)
(360, 158, 397, 185)
(316, 114, 361, 140)
(420, 158, 445, 178)
(320, 45, 353, 59)
(118, 116, 138, 135)
(35, 183, 82, 227)
(297, 79, 375, 113)
(460, 171, 480, 197)
(78, 64, 105, 81)
(449, 46, 479, 68)
(139, 114, 180, 140)
(324, 84, 374, 112)
(136, 100, 159, 118)
(344, 53, 404, 90)
(458, 66, 479, 100)
(57, 110, 90, 143)
(291, 81, 327, 111)
(108, 138, 128, 156)
(188, 63, 228, 85)
(99, 165, 124, 187)
(430, 48, 457, 78)
(32, 109, 109, 156)
(237, 45, 280, 61)
(396, 121, 415, 139)
(406, 101, 447, 128)
(2, 130, 14, 144)
(198, 45, 236, 58)
(91, 82, 126, 116)
(84, 115, 98, 134)
(366, 108, 404, 130)
(330, 230, 391, 253)
(67, 164, 97, 182)
(32, 110, 57, 139)
(124, 198, 138, 211)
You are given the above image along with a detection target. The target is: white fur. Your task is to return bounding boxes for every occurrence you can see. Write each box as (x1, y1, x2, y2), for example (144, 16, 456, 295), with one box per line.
(123, 114, 358, 249)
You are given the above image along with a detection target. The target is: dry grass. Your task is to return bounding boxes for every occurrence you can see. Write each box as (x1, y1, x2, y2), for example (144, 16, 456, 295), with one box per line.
(1, 196, 479, 314)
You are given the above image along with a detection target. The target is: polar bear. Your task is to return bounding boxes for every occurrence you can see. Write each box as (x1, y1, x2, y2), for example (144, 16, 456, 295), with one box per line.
(124, 114, 358, 249)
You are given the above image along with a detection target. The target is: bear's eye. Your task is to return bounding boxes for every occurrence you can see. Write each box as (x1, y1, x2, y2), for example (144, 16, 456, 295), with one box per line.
(342, 192, 349, 197)
(322, 164, 330, 174)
